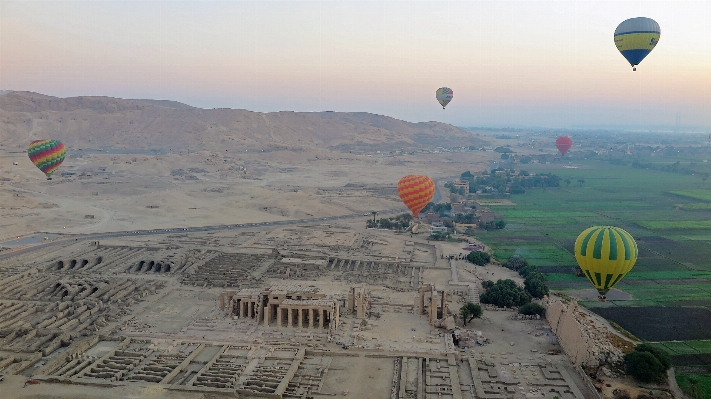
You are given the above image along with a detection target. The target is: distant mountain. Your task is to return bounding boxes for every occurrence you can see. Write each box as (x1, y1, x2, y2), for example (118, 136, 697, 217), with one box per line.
(0, 91, 487, 151)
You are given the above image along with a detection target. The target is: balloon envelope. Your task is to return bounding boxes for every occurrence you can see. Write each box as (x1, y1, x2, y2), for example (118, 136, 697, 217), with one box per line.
(436, 87, 453, 109)
(556, 136, 573, 155)
(398, 175, 435, 217)
(28, 139, 66, 178)
(614, 17, 660, 68)
(574, 226, 638, 297)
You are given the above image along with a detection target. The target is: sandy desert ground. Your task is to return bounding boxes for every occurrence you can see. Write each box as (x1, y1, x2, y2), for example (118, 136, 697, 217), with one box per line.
(0, 146, 500, 241)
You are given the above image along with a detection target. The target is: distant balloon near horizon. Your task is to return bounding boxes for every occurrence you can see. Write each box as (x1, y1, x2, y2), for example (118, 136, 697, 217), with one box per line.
(397, 175, 435, 218)
(555, 136, 573, 155)
(28, 139, 66, 180)
(614, 17, 660, 71)
(574, 226, 638, 300)
(436, 87, 453, 109)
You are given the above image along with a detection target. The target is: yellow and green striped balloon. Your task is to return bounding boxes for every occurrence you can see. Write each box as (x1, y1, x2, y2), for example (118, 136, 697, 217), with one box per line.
(574, 226, 638, 297)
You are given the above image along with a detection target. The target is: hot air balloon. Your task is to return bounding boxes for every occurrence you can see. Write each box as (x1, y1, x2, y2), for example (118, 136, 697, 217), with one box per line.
(398, 175, 435, 217)
(556, 136, 573, 155)
(28, 139, 66, 180)
(614, 17, 660, 71)
(574, 226, 638, 300)
(436, 87, 453, 109)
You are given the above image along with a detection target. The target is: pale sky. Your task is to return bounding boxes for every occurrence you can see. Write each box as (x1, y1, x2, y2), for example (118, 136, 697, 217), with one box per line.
(1, 1, 710, 129)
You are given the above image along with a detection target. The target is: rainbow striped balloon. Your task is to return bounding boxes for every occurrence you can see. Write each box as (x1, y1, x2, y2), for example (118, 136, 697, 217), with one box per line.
(397, 175, 435, 217)
(28, 139, 66, 178)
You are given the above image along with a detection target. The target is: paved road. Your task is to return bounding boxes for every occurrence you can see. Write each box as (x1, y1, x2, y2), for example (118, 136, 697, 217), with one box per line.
(0, 207, 408, 261)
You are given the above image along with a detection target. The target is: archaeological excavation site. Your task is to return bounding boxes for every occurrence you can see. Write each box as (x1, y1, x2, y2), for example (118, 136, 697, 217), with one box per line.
(0, 223, 620, 399)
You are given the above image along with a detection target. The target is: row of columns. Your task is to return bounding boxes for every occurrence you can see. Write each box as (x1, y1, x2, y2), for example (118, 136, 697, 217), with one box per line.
(269, 307, 329, 329)
(228, 297, 333, 329)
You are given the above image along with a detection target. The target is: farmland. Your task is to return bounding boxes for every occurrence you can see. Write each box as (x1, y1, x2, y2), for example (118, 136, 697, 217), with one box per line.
(469, 156, 711, 386)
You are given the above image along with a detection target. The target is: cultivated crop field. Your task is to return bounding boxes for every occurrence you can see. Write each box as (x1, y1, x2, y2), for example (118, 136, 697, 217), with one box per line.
(471, 157, 711, 345)
(590, 307, 711, 341)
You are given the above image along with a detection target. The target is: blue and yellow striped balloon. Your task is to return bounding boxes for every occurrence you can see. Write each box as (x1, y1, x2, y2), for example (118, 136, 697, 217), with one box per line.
(574, 226, 638, 298)
(614, 17, 660, 71)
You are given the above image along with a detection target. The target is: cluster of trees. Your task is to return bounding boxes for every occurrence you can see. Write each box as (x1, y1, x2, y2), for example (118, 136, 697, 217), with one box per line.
(466, 251, 491, 266)
(478, 255, 550, 311)
(624, 344, 671, 383)
(453, 213, 477, 224)
(480, 279, 531, 308)
(428, 231, 451, 241)
(480, 220, 506, 230)
(632, 160, 709, 178)
(459, 302, 482, 326)
(458, 170, 561, 196)
(421, 202, 452, 216)
(366, 213, 412, 231)
(503, 255, 549, 299)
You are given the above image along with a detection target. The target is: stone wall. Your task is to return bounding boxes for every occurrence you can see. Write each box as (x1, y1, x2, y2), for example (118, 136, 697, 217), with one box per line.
(546, 297, 630, 368)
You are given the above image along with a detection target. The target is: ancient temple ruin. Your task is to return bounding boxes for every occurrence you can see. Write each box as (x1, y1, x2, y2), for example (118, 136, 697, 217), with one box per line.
(218, 283, 339, 330)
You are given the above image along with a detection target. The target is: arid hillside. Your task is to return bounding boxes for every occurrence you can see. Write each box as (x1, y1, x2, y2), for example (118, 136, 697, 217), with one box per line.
(0, 91, 487, 152)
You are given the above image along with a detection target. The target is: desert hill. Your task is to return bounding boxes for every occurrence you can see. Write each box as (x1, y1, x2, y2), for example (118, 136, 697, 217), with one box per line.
(0, 91, 486, 152)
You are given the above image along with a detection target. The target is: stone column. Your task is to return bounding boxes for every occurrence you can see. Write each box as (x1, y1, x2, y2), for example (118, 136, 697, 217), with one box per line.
(319, 309, 325, 329)
(348, 288, 355, 313)
(264, 304, 270, 327)
(297, 308, 303, 328)
(335, 304, 340, 328)
(309, 309, 315, 329)
(287, 307, 293, 328)
(240, 300, 246, 318)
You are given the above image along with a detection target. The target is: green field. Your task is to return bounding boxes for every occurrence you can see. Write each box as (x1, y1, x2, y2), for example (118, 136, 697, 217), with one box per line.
(638, 220, 711, 230)
(470, 157, 711, 351)
(676, 374, 711, 399)
(670, 190, 711, 202)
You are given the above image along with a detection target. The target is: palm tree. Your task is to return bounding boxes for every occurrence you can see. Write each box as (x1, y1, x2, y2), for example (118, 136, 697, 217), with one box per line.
(371, 211, 377, 223)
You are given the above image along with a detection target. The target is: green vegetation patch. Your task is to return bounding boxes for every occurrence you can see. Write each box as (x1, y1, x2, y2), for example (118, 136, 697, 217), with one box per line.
(624, 271, 711, 281)
(662, 341, 700, 355)
(499, 210, 598, 218)
(545, 273, 584, 283)
(676, 373, 711, 399)
(686, 340, 711, 353)
(637, 220, 711, 230)
(669, 189, 711, 202)
(676, 203, 711, 210)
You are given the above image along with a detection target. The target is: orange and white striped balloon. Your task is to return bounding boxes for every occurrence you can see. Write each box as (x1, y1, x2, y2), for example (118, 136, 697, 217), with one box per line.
(397, 175, 435, 217)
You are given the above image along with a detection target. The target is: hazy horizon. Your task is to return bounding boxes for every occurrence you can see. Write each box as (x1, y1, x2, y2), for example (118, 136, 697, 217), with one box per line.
(2, 1, 710, 130)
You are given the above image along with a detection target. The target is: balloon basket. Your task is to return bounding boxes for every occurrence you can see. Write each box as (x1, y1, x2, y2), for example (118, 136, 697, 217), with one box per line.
(47, 177, 52, 181)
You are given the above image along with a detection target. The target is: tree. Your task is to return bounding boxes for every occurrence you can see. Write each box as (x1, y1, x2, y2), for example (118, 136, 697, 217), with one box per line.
(577, 179, 585, 187)
(635, 344, 671, 370)
(518, 302, 545, 316)
(466, 251, 491, 266)
(524, 275, 549, 299)
(481, 280, 495, 289)
(624, 351, 665, 383)
(479, 279, 531, 308)
(371, 211, 377, 223)
(460, 302, 483, 325)
(565, 178, 571, 187)
(505, 255, 528, 271)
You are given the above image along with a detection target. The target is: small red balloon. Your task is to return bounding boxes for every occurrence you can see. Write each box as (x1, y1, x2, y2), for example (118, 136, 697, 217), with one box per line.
(556, 136, 572, 155)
